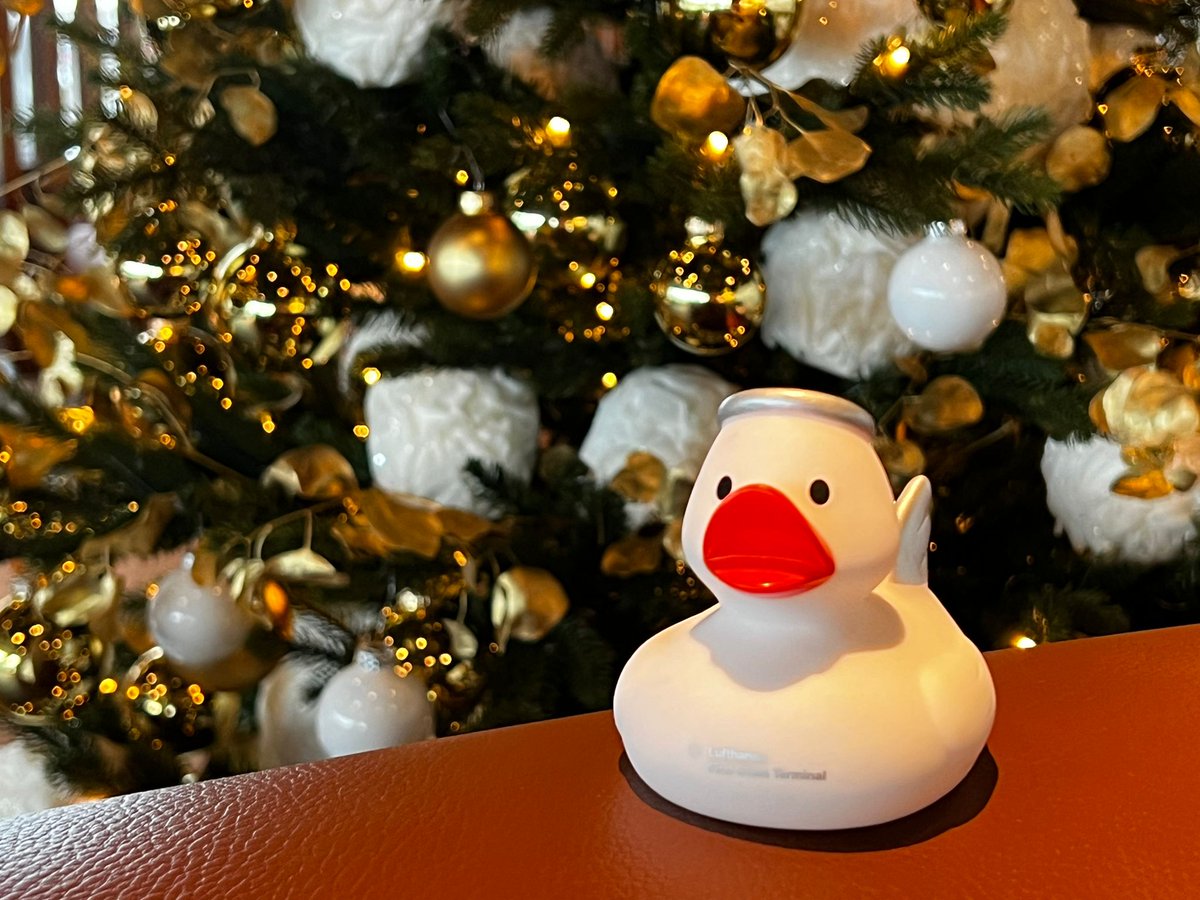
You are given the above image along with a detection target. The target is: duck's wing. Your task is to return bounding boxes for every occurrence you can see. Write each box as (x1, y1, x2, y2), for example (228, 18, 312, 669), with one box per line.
(891, 475, 932, 586)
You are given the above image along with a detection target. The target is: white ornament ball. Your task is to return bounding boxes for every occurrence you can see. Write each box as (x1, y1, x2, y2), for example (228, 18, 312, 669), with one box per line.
(365, 368, 540, 516)
(1042, 435, 1200, 565)
(984, 0, 1091, 135)
(292, 0, 455, 88)
(256, 655, 338, 769)
(148, 556, 255, 671)
(580, 365, 737, 485)
(315, 655, 435, 758)
(759, 0, 922, 90)
(887, 224, 1006, 353)
(760, 210, 918, 379)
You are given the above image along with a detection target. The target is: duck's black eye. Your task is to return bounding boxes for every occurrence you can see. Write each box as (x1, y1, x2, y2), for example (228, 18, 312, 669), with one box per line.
(809, 479, 830, 505)
(716, 476, 732, 499)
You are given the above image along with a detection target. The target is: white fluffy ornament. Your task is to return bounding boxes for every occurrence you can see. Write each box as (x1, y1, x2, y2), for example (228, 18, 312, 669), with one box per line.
(256, 655, 339, 769)
(760, 210, 918, 379)
(1042, 435, 1200, 565)
(292, 0, 456, 88)
(579, 365, 737, 485)
(483, 7, 619, 99)
(315, 652, 435, 758)
(887, 222, 1006, 353)
(759, 0, 923, 90)
(365, 368, 540, 516)
(984, 0, 1092, 135)
(0, 741, 68, 820)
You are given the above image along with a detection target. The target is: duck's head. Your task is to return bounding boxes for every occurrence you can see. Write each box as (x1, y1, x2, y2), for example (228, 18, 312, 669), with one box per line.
(681, 389, 900, 610)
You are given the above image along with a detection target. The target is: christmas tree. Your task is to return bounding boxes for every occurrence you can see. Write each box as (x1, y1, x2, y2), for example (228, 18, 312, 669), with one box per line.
(1, 0, 1198, 803)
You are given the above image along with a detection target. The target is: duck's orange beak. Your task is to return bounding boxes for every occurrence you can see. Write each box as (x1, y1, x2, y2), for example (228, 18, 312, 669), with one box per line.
(702, 484, 835, 595)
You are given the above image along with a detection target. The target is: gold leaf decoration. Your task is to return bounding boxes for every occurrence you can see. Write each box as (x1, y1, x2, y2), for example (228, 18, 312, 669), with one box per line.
(15, 301, 90, 367)
(333, 489, 443, 559)
(0, 424, 77, 490)
(1159, 343, 1200, 392)
(437, 507, 499, 544)
(1095, 365, 1199, 448)
(77, 493, 178, 564)
(0, 285, 17, 337)
(1045, 126, 1111, 192)
(786, 128, 871, 183)
(261, 445, 358, 499)
(1102, 75, 1167, 142)
(610, 451, 667, 503)
(787, 93, 868, 133)
(35, 570, 119, 629)
(874, 435, 926, 484)
(1084, 324, 1166, 372)
(734, 125, 797, 227)
(601, 533, 664, 577)
(219, 86, 278, 147)
(22, 204, 69, 254)
(650, 56, 746, 139)
(121, 90, 159, 135)
(1111, 468, 1174, 499)
(1, 0, 43, 16)
(1167, 84, 1200, 128)
(0, 210, 30, 272)
(901, 376, 985, 434)
(1024, 270, 1088, 359)
(160, 29, 219, 89)
(264, 548, 348, 587)
(491, 567, 569, 649)
(1135, 245, 1183, 301)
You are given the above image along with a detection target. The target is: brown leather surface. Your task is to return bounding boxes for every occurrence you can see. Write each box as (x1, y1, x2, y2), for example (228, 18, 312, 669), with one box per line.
(4, 626, 1200, 898)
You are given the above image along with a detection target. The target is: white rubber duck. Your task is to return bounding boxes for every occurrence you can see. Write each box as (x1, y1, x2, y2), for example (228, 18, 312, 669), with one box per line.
(614, 389, 995, 830)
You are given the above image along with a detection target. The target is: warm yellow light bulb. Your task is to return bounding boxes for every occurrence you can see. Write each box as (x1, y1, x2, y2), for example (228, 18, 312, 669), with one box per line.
(398, 250, 427, 273)
(601, 372, 618, 389)
(879, 42, 911, 77)
(703, 131, 730, 160)
(546, 116, 572, 147)
(595, 301, 615, 321)
(362, 367, 382, 385)
(1014, 635, 1037, 650)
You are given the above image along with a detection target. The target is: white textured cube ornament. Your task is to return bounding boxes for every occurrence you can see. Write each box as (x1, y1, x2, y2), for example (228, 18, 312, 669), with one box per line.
(365, 368, 540, 516)
(579, 364, 737, 484)
(760, 211, 917, 379)
(292, 0, 454, 88)
(615, 389, 995, 830)
(984, 0, 1092, 135)
(1042, 435, 1200, 564)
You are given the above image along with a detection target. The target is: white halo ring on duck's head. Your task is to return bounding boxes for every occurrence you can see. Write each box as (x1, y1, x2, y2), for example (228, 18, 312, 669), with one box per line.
(717, 388, 875, 439)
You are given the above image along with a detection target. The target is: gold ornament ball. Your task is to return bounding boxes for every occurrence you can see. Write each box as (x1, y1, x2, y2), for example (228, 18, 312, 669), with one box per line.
(505, 153, 624, 293)
(427, 192, 537, 320)
(658, 0, 800, 68)
(651, 218, 766, 355)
